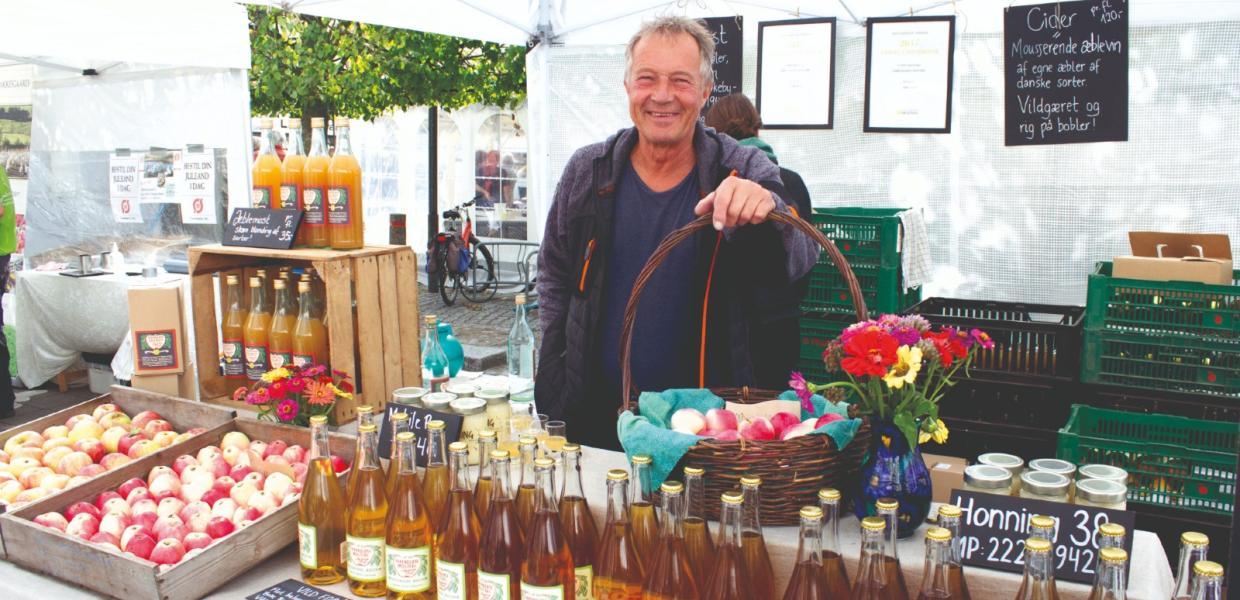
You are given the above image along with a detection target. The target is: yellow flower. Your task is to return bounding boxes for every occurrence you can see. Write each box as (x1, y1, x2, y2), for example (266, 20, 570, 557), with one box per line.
(261, 367, 291, 383)
(919, 430, 932, 444)
(932, 419, 949, 444)
(326, 383, 353, 401)
(882, 345, 923, 389)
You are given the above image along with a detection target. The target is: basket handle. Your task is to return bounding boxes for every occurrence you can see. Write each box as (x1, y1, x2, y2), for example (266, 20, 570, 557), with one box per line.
(620, 211, 869, 409)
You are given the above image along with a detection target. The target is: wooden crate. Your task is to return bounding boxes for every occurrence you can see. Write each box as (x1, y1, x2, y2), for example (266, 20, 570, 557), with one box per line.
(0, 418, 356, 600)
(188, 244, 423, 423)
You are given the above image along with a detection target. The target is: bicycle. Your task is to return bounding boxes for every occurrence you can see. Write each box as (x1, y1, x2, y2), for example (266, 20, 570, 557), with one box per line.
(427, 198, 497, 305)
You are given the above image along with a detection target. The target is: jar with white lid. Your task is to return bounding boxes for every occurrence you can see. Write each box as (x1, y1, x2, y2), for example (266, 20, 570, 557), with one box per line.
(978, 452, 1025, 495)
(450, 397, 488, 464)
(1078, 464, 1128, 485)
(391, 386, 427, 407)
(423, 391, 456, 413)
(443, 381, 478, 398)
(1020, 470, 1071, 503)
(476, 388, 511, 445)
(1029, 458, 1079, 500)
(964, 465, 1013, 495)
(1075, 478, 1127, 510)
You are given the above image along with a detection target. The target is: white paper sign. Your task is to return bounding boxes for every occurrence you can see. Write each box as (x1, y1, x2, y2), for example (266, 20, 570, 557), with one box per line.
(139, 149, 181, 204)
(108, 154, 143, 223)
(865, 17, 956, 132)
(758, 19, 836, 128)
(178, 150, 217, 224)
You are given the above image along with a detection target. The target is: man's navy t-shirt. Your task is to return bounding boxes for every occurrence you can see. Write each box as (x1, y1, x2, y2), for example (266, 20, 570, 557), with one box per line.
(598, 163, 700, 396)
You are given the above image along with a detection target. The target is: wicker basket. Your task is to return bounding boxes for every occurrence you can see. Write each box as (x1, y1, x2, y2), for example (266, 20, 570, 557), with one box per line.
(619, 211, 872, 525)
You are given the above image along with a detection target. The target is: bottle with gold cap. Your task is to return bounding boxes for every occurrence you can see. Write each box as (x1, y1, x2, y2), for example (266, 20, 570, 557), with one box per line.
(782, 506, 828, 600)
(681, 466, 713, 586)
(559, 443, 599, 598)
(851, 516, 892, 599)
(385, 431, 433, 599)
(1029, 515, 1056, 545)
(739, 475, 775, 599)
(516, 436, 539, 531)
(522, 456, 575, 598)
(267, 279, 296, 370)
(702, 491, 750, 600)
(1171, 532, 1209, 600)
(252, 117, 282, 208)
(1087, 547, 1127, 600)
(629, 454, 660, 567)
(221, 274, 247, 380)
(479, 449, 523, 599)
(302, 117, 330, 246)
(916, 527, 956, 600)
(1097, 522, 1126, 550)
(937, 504, 972, 600)
(282, 118, 307, 242)
(242, 276, 271, 382)
(298, 414, 347, 585)
(292, 279, 328, 369)
(1189, 560, 1224, 600)
(876, 497, 911, 599)
(423, 420, 451, 530)
(384, 412, 413, 498)
(345, 405, 376, 503)
(642, 481, 699, 600)
(1013, 537, 1059, 600)
(473, 430, 497, 522)
(346, 422, 388, 597)
(818, 488, 850, 597)
(327, 116, 363, 249)
(596, 468, 644, 599)
(436, 441, 481, 599)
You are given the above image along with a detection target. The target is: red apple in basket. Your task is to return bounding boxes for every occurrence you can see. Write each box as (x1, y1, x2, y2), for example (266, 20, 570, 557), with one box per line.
(89, 531, 120, 550)
(769, 412, 801, 437)
(143, 420, 174, 439)
(232, 506, 261, 527)
(704, 408, 739, 432)
(148, 475, 181, 501)
(183, 532, 212, 552)
(281, 445, 307, 465)
(66, 501, 102, 521)
(99, 512, 133, 540)
(133, 511, 158, 534)
(131, 498, 158, 518)
(739, 417, 776, 441)
(199, 489, 226, 509)
(814, 413, 846, 428)
(157, 497, 186, 520)
(262, 439, 288, 459)
(210, 498, 238, 520)
(101, 453, 132, 471)
(780, 420, 817, 441)
(66, 513, 100, 540)
(33, 512, 69, 532)
(117, 432, 147, 457)
(205, 515, 235, 539)
(117, 477, 147, 499)
(228, 464, 254, 481)
(196, 446, 221, 464)
(103, 497, 132, 517)
(57, 451, 94, 477)
(91, 403, 121, 420)
(95, 490, 123, 511)
(180, 501, 213, 533)
(154, 515, 188, 542)
(123, 531, 157, 560)
(130, 411, 163, 432)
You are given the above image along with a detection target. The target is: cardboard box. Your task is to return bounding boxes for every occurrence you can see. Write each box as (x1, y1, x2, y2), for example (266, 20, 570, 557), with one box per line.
(1112, 232, 1233, 285)
(923, 452, 967, 504)
(128, 281, 188, 376)
(130, 372, 180, 396)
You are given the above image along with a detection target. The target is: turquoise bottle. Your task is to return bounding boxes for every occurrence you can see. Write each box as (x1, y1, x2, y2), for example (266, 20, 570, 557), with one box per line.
(438, 322, 464, 377)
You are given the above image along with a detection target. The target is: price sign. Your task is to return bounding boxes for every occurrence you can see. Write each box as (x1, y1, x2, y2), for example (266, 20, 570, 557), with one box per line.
(247, 579, 348, 600)
(223, 208, 302, 249)
(699, 16, 743, 119)
(377, 403, 463, 467)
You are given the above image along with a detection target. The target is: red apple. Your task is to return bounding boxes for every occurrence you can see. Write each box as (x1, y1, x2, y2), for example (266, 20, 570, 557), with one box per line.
(94, 490, 123, 511)
(130, 411, 163, 432)
(154, 516, 189, 542)
(228, 464, 254, 481)
(147, 466, 175, 486)
(210, 498, 238, 520)
(281, 445, 307, 464)
(148, 475, 182, 501)
(171, 455, 199, 476)
(291, 463, 308, 484)
(100, 453, 132, 471)
(123, 531, 157, 560)
(780, 420, 817, 441)
(126, 440, 155, 459)
(131, 498, 159, 518)
(64, 414, 94, 430)
(231, 506, 261, 527)
(103, 497, 132, 517)
(89, 531, 120, 549)
(247, 490, 278, 515)
(66, 501, 102, 521)
(714, 429, 741, 442)
(98, 512, 133, 539)
(739, 417, 776, 441)
(204, 515, 235, 539)
(263, 472, 295, 503)
(183, 531, 212, 552)
(143, 420, 173, 438)
(207, 456, 230, 479)
(769, 412, 801, 436)
(133, 511, 158, 534)
(211, 476, 236, 495)
(121, 524, 146, 548)
(91, 403, 121, 420)
(814, 413, 846, 429)
(262, 439, 288, 459)
(196, 446, 221, 464)
(117, 433, 148, 457)
(200, 489, 226, 508)
(330, 455, 348, 473)
(179, 501, 213, 533)
(180, 479, 212, 503)
(117, 477, 147, 499)
(157, 497, 186, 520)
(127, 487, 154, 506)
(66, 513, 100, 539)
(57, 451, 94, 477)
(248, 440, 269, 457)
(33, 512, 69, 532)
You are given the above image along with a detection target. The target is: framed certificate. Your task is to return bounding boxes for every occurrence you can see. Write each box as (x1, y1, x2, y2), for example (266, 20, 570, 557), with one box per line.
(864, 16, 956, 133)
(756, 17, 836, 129)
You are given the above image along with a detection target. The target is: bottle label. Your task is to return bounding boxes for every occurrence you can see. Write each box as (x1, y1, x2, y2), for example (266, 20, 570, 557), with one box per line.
(269, 351, 292, 370)
(221, 339, 244, 376)
(280, 183, 299, 208)
(521, 582, 565, 600)
(251, 186, 271, 208)
(436, 559, 467, 600)
(327, 187, 351, 225)
(385, 545, 431, 592)
(244, 344, 269, 380)
(303, 188, 325, 224)
(346, 535, 385, 582)
(297, 522, 317, 569)
(574, 565, 593, 600)
(293, 353, 315, 368)
(478, 570, 511, 600)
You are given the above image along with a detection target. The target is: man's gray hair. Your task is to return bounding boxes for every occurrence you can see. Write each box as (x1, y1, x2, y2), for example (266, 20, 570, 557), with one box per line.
(625, 16, 716, 91)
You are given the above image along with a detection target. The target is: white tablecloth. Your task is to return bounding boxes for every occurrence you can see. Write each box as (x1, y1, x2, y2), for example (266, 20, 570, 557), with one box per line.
(15, 270, 133, 387)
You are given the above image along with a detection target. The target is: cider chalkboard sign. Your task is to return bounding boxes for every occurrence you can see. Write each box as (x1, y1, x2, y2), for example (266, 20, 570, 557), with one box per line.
(949, 489, 1135, 585)
(700, 16, 743, 119)
(377, 403, 463, 467)
(247, 579, 348, 600)
(1004, 0, 1128, 145)
(224, 208, 302, 249)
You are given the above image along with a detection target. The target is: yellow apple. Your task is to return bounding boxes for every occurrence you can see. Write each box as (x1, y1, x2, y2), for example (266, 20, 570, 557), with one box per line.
(11, 447, 44, 465)
(56, 451, 94, 477)
(13, 487, 50, 505)
(101, 426, 128, 453)
(7, 456, 42, 479)
(41, 437, 73, 452)
(92, 403, 122, 420)
(42, 446, 73, 470)
(4, 432, 45, 455)
(41, 425, 69, 440)
(151, 431, 179, 448)
(98, 411, 132, 430)
(0, 479, 23, 503)
(69, 421, 106, 444)
(40, 473, 71, 490)
(18, 466, 54, 489)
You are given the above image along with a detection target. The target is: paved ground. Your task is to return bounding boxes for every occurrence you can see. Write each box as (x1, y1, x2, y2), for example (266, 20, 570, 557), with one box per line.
(416, 281, 541, 373)
(0, 386, 98, 433)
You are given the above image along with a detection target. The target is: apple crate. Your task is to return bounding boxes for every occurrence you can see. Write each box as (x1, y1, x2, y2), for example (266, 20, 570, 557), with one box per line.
(0, 418, 356, 600)
(188, 244, 423, 423)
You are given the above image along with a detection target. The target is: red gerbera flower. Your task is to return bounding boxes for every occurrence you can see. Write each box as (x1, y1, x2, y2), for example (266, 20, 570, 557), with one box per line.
(925, 331, 957, 367)
(269, 380, 288, 400)
(286, 377, 306, 394)
(839, 329, 899, 377)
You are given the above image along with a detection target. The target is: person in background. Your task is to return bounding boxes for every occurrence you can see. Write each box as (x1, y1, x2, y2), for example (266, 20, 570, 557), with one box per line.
(0, 167, 16, 418)
(705, 92, 814, 388)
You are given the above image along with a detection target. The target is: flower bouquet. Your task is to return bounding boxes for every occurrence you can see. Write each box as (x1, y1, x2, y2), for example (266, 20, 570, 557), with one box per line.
(232, 364, 353, 427)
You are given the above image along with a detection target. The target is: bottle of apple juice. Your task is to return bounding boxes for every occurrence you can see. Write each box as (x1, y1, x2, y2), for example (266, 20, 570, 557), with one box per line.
(298, 415, 347, 585)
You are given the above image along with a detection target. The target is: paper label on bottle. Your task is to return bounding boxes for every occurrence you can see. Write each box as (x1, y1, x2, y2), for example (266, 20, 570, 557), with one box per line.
(222, 339, 244, 376)
(302, 188, 325, 224)
(251, 186, 271, 208)
(478, 570, 511, 600)
(293, 353, 315, 368)
(520, 582, 565, 600)
(385, 545, 431, 592)
(298, 522, 317, 569)
(346, 535, 385, 582)
(244, 344, 269, 380)
(280, 183, 299, 208)
(436, 559, 467, 600)
(327, 187, 351, 225)
(269, 351, 291, 370)
(574, 565, 593, 600)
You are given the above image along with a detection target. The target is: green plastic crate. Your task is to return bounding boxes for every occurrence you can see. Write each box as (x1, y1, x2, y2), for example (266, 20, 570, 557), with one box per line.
(802, 263, 922, 316)
(1085, 262, 1240, 339)
(810, 207, 907, 270)
(1057, 404, 1238, 516)
(1080, 329, 1239, 398)
(796, 315, 853, 383)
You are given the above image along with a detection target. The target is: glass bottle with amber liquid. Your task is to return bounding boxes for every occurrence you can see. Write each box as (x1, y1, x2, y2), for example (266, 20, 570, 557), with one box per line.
(1087, 547, 1127, 600)
(596, 469, 644, 600)
(1014, 537, 1060, 600)
(423, 420, 450, 531)
(937, 504, 972, 600)
(817, 488, 850, 597)
(783, 506, 829, 600)
(522, 457, 575, 599)
(385, 431, 433, 599)
(473, 430, 497, 523)
(916, 527, 956, 600)
(291, 280, 328, 369)
(242, 276, 271, 382)
(252, 118, 282, 208)
(267, 279, 295, 370)
(1189, 560, 1224, 600)
(435, 442, 481, 600)
(347, 423, 388, 597)
(641, 481, 698, 600)
(299, 415, 347, 585)
(479, 449, 524, 600)
(301, 117, 330, 247)
(384, 412, 412, 498)
(876, 497, 911, 599)
(629, 454, 659, 568)
(282, 118, 307, 243)
(515, 435, 539, 532)
(852, 516, 893, 599)
(346, 405, 376, 504)
(220, 274, 246, 381)
(560, 443, 599, 598)
(327, 117, 363, 249)
(681, 466, 712, 586)
(702, 491, 750, 600)
(739, 476, 775, 599)
(1171, 532, 1209, 600)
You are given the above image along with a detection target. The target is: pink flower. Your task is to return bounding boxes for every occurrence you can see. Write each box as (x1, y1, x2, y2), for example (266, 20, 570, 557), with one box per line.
(971, 328, 995, 350)
(789, 371, 814, 412)
(269, 381, 288, 400)
(286, 377, 306, 393)
(232, 387, 247, 402)
(276, 398, 299, 422)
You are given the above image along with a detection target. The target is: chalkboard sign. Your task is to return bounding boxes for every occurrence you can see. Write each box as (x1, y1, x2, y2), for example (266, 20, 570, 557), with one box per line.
(1004, 0, 1128, 145)
(700, 16, 743, 119)
(378, 403, 464, 467)
(247, 579, 347, 600)
(224, 208, 302, 249)
(949, 489, 1136, 585)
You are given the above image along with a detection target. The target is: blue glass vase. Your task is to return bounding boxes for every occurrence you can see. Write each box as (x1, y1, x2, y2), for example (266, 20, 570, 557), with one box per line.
(854, 417, 932, 538)
(437, 322, 464, 377)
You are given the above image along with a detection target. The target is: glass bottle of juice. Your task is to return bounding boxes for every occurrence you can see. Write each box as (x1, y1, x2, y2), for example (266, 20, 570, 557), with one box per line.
(1087, 547, 1127, 600)
(515, 435, 539, 532)
(629, 454, 659, 568)
(473, 430, 497, 523)
(283, 118, 307, 243)
(851, 517, 891, 599)
(1189, 560, 1224, 600)
(347, 423, 389, 597)
(267, 279, 295, 370)
(595, 469, 644, 600)
(1097, 523, 1126, 550)
(937, 504, 971, 600)
(702, 491, 751, 600)
(435, 442, 481, 600)
(681, 466, 712, 586)
(384, 412, 412, 498)
(782, 506, 828, 600)
(916, 527, 955, 600)
(560, 443, 598, 599)
(252, 118, 283, 208)
(220, 274, 246, 381)
(242, 276, 271, 382)
(346, 406, 376, 503)
(876, 497, 911, 599)
(299, 415, 347, 585)
(423, 420, 451, 531)
(1013, 537, 1060, 600)
(479, 449, 524, 600)
(818, 488, 850, 597)
(385, 431, 434, 599)
(1171, 532, 1209, 600)
(641, 481, 698, 600)
(292, 280, 328, 369)
(327, 117, 363, 250)
(422, 315, 449, 392)
(739, 476, 775, 599)
(302, 117, 330, 247)
(522, 457, 575, 599)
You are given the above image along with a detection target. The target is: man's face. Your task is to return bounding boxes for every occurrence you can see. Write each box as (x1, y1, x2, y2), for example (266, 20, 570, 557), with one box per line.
(625, 32, 710, 148)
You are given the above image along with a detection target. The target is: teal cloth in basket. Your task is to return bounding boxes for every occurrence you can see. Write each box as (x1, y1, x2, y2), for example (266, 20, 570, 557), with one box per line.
(781, 390, 862, 450)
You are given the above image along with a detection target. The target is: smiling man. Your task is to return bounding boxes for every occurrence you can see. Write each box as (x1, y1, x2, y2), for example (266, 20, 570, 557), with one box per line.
(534, 16, 820, 449)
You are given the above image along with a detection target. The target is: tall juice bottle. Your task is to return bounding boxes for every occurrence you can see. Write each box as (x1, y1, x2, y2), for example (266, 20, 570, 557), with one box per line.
(782, 506, 828, 600)
(435, 442, 481, 600)
(302, 118, 330, 247)
(701, 491, 750, 600)
(479, 450, 524, 600)
(327, 117, 363, 250)
(347, 423, 389, 597)
(629, 454, 659, 568)
(522, 456, 575, 599)
(818, 488, 850, 597)
(681, 466, 712, 586)
(346, 406, 376, 504)
(242, 276, 271, 382)
(384, 412, 412, 498)
(739, 476, 775, 599)
(1013, 537, 1060, 600)
(423, 420, 450, 531)
(851, 517, 893, 599)
(641, 481, 698, 600)
(1097, 523, 1126, 550)
(292, 280, 328, 369)
(473, 430, 497, 523)
(252, 118, 283, 208)
(515, 435, 539, 531)
(267, 279, 295, 370)
(220, 274, 246, 381)
(1171, 532, 1209, 600)
(282, 119, 307, 245)
(916, 527, 956, 600)
(595, 469, 644, 599)
(385, 431, 434, 599)
(1188, 560, 1224, 600)
(876, 497, 911, 598)
(298, 415, 347, 585)
(1029, 515, 1056, 547)
(560, 443, 599, 599)
(255, 268, 273, 314)
(1087, 548, 1127, 600)
(937, 504, 971, 600)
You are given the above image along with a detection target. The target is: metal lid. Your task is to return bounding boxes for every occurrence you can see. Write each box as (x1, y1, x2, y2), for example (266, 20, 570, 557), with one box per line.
(938, 504, 961, 518)
(395, 431, 414, 442)
(423, 392, 456, 409)
(249, 276, 261, 287)
(226, 274, 239, 283)
(740, 475, 762, 486)
(721, 491, 743, 505)
(562, 443, 581, 453)
(1194, 560, 1224, 577)
(1078, 464, 1127, 482)
(861, 516, 886, 531)
(534, 457, 554, 468)
(298, 281, 311, 292)
(964, 464, 1012, 489)
(1025, 537, 1052, 553)
(684, 467, 704, 477)
(477, 430, 497, 440)
(1020, 470, 1070, 496)
(800, 506, 823, 520)
(1098, 522, 1126, 539)
(660, 481, 683, 494)
(978, 452, 1024, 471)
(1181, 531, 1209, 547)
(449, 397, 486, 415)
(448, 441, 467, 452)
(392, 387, 428, 405)
(631, 454, 652, 465)
(273, 279, 286, 290)
(475, 389, 508, 403)
(356, 405, 374, 415)
(309, 415, 327, 425)
(390, 412, 409, 422)
(1030, 515, 1055, 530)
(1029, 458, 1077, 476)
(358, 423, 377, 433)
(443, 382, 478, 397)
(519, 436, 537, 447)
(427, 420, 446, 430)
(926, 527, 951, 542)
(876, 498, 899, 510)
(1077, 478, 1127, 505)
(1099, 547, 1127, 564)
(606, 469, 628, 481)
(819, 488, 841, 502)
(490, 449, 510, 461)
